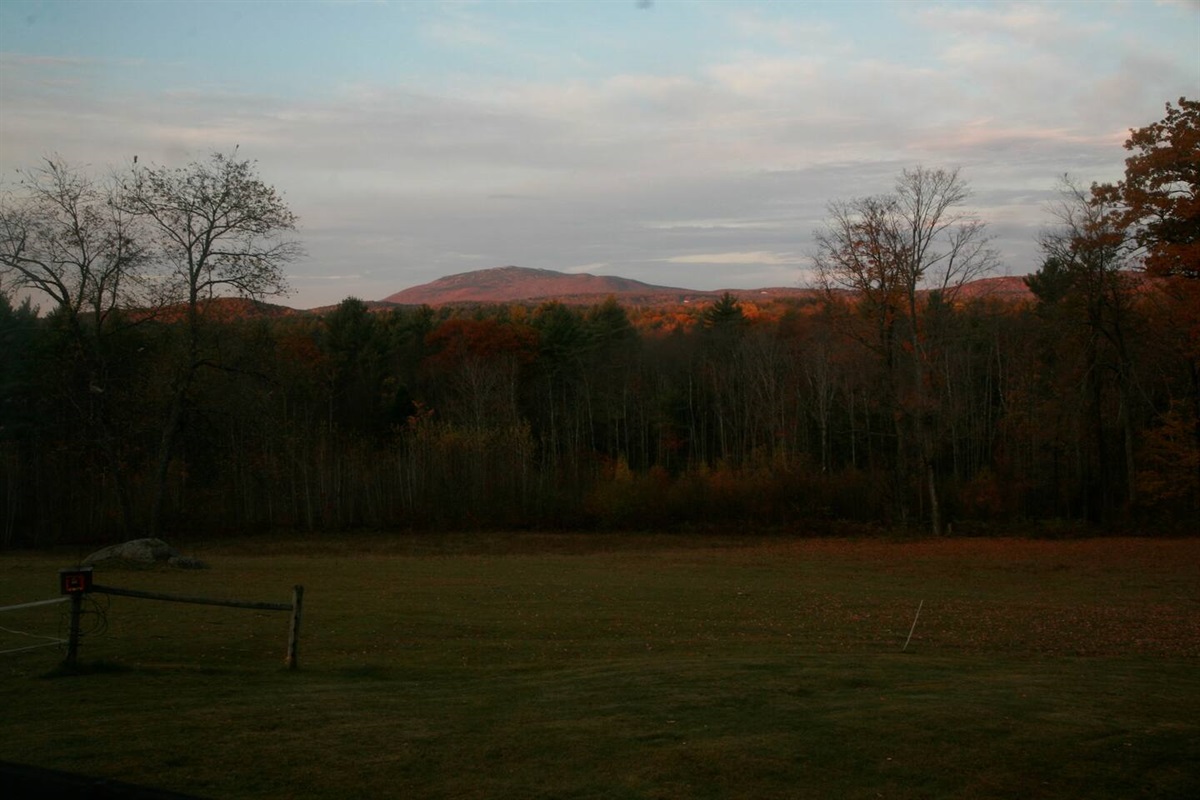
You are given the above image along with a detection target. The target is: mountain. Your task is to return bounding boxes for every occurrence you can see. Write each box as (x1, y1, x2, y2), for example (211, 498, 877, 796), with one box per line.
(381, 266, 818, 306)
(951, 275, 1034, 301)
(383, 266, 684, 305)
(132, 296, 302, 322)
(379, 266, 1035, 307)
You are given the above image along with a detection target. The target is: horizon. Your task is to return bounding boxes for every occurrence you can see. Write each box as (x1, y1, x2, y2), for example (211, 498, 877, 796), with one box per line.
(2, 0, 1197, 309)
(259, 263, 1036, 312)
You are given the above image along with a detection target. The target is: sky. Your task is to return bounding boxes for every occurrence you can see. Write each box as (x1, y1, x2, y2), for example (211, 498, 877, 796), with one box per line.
(1, 0, 1198, 309)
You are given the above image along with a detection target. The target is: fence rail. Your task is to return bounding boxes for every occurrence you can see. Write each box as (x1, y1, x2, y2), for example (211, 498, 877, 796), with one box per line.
(83, 583, 305, 670)
(0, 597, 69, 613)
(91, 584, 292, 611)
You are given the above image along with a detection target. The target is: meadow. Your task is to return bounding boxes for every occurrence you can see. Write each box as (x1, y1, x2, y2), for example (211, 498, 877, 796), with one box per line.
(2, 533, 1198, 799)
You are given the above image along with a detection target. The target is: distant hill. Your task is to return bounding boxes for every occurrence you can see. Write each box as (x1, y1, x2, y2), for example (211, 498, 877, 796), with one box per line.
(951, 275, 1034, 301)
(383, 266, 688, 305)
(381, 266, 820, 306)
(378, 266, 1033, 307)
(135, 296, 302, 322)
(111, 270, 1035, 321)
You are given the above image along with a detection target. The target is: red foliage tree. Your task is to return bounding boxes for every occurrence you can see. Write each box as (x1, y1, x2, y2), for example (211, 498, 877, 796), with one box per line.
(424, 318, 538, 370)
(1093, 98, 1199, 279)
(1093, 98, 1200, 512)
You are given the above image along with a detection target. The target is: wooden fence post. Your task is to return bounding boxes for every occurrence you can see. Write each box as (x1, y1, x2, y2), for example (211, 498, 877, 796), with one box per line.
(65, 593, 83, 669)
(286, 585, 304, 670)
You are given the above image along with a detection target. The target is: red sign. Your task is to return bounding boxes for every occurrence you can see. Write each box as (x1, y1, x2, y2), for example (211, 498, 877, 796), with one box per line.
(59, 568, 93, 595)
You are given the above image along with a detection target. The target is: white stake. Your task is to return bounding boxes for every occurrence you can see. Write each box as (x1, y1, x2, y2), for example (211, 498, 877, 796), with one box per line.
(902, 599, 924, 652)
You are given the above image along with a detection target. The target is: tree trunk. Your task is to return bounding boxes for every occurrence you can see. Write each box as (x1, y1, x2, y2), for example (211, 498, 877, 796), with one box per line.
(149, 386, 185, 537)
(927, 457, 942, 536)
(1193, 359, 1200, 510)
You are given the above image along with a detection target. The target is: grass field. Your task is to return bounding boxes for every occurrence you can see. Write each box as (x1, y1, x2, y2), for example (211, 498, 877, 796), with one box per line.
(2, 533, 1198, 799)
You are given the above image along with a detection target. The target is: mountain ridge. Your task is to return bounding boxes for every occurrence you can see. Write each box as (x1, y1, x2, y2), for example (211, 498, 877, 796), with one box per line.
(377, 265, 1032, 307)
(382, 265, 709, 305)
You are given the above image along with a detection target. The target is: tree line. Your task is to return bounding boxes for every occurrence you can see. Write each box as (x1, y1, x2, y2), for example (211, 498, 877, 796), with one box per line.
(1, 99, 1195, 545)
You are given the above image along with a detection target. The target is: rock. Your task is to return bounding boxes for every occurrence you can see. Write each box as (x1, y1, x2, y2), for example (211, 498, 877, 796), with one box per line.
(83, 538, 208, 569)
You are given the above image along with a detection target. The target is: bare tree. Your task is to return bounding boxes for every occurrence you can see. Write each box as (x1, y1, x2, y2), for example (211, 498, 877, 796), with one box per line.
(813, 167, 998, 534)
(121, 150, 300, 311)
(0, 157, 147, 328)
(118, 150, 302, 534)
(0, 157, 148, 532)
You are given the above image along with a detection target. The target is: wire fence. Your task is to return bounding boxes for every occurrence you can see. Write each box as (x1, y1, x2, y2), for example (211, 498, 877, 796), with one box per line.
(0, 596, 69, 655)
(2, 584, 303, 668)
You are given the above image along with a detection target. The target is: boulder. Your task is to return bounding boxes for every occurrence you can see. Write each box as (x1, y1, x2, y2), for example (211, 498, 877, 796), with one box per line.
(82, 538, 208, 569)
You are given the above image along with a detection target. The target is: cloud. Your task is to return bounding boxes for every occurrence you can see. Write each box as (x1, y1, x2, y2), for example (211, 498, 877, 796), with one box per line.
(0, 53, 146, 70)
(662, 251, 805, 266)
(644, 217, 788, 232)
(915, 120, 1114, 154)
(299, 274, 364, 282)
(562, 262, 610, 275)
(915, 3, 1076, 44)
(706, 57, 825, 98)
(422, 17, 506, 50)
(2, 0, 1195, 307)
(727, 7, 834, 47)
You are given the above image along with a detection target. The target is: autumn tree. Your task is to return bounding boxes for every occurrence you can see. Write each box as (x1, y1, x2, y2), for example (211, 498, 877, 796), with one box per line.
(1093, 98, 1200, 512)
(0, 157, 149, 531)
(1032, 178, 1142, 520)
(118, 150, 301, 534)
(1093, 98, 1198, 279)
(814, 166, 998, 534)
(422, 317, 538, 429)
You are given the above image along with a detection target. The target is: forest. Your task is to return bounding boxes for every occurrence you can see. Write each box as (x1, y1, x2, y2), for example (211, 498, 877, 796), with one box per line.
(1, 99, 1196, 546)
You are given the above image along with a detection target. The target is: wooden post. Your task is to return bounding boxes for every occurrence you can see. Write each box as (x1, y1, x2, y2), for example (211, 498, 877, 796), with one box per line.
(65, 593, 83, 668)
(286, 585, 304, 670)
(902, 599, 924, 653)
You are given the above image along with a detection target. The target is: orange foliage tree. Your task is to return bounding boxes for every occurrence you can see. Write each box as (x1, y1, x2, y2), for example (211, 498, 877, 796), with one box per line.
(1093, 98, 1200, 512)
(1093, 97, 1198, 280)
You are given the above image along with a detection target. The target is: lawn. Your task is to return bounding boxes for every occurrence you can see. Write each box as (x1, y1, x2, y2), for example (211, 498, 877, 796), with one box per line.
(2, 533, 1198, 799)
